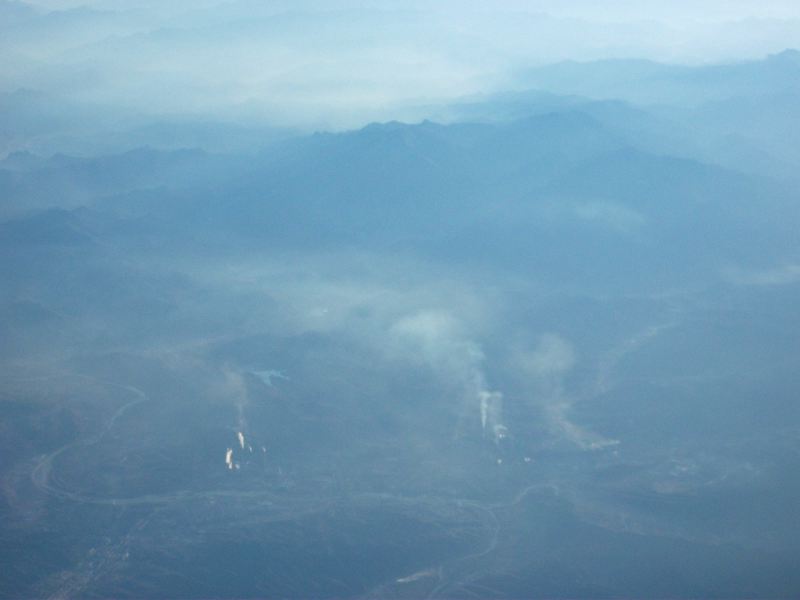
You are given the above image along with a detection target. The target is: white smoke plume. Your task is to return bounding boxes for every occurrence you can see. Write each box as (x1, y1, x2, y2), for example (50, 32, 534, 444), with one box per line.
(221, 368, 249, 432)
(390, 310, 506, 441)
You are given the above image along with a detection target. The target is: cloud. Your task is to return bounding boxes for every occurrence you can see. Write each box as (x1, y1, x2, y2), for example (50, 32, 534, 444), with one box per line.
(723, 264, 800, 286)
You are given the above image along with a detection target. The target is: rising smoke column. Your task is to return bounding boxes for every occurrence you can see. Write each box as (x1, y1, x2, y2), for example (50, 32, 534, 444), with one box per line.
(390, 310, 506, 441)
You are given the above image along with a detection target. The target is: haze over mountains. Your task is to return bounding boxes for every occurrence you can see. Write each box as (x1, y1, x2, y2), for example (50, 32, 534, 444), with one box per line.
(2, 2, 800, 598)
(3, 0, 800, 135)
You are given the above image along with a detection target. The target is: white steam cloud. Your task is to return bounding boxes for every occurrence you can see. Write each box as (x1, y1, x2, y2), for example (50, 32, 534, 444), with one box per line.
(390, 310, 505, 441)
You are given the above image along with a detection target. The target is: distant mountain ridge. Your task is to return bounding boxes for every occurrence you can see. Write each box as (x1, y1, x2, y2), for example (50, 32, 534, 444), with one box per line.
(517, 48, 800, 105)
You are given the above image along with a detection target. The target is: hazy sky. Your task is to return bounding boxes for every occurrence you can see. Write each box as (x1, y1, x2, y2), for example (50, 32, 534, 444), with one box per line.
(3, 0, 799, 128)
(17, 0, 800, 20)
